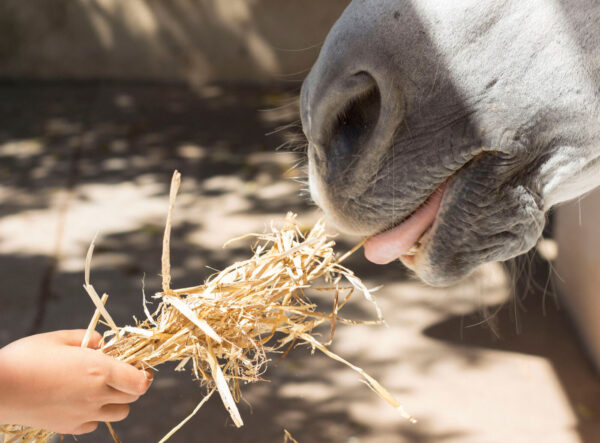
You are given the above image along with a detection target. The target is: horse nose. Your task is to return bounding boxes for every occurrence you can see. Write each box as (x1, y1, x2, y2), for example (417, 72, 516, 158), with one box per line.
(301, 68, 404, 190)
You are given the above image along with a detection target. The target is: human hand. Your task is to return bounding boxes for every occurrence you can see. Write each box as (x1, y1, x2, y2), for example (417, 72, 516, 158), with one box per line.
(0, 329, 152, 435)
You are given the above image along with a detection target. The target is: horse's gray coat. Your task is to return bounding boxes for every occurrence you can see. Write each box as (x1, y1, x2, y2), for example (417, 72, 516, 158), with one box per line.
(300, 0, 600, 285)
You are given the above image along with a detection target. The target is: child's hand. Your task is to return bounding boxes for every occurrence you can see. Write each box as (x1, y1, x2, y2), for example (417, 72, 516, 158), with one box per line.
(0, 329, 152, 435)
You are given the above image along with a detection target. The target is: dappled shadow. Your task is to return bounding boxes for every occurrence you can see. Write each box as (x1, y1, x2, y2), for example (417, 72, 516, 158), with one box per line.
(0, 80, 469, 443)
(0, 79, 309, 338)
(0, 79, 304, 198)
(0, 199, 464, 443)
(2, 77, 599, 442)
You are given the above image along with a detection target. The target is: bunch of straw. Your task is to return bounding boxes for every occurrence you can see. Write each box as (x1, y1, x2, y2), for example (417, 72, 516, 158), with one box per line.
(0, 171, 413, 443)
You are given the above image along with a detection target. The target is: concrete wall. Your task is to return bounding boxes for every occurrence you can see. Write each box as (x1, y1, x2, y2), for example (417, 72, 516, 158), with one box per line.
(555, 189, 600, 370)
(0, 0, 349, 85)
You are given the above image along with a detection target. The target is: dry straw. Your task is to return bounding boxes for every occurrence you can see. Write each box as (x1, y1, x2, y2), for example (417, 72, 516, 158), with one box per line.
(0, 171, 414, 443)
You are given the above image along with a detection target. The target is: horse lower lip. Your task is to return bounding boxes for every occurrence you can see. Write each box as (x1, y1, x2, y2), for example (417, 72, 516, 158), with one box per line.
(363, 183, 446, 265)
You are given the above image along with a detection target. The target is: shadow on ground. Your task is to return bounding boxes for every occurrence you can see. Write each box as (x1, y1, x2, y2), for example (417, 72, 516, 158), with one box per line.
(425, 251, 600, 443)
(0, 81, 598, 443)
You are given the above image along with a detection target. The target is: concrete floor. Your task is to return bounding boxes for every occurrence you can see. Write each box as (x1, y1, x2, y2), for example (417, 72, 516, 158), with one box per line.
(0, 81, 599, 443)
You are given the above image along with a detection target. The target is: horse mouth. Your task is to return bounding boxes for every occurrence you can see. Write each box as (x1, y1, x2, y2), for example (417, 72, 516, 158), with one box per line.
(363, 181, 447, 265)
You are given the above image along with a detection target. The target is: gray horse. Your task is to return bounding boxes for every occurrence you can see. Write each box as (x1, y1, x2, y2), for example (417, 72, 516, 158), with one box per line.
(300, 0, 600, 286)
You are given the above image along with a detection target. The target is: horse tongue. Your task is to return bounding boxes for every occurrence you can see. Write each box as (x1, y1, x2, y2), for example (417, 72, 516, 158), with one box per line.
(363, 185, 445, 265)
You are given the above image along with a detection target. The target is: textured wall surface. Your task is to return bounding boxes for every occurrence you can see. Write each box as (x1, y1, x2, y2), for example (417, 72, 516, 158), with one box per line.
(0, 0, 349, 84)
(555, 189, 600, 371)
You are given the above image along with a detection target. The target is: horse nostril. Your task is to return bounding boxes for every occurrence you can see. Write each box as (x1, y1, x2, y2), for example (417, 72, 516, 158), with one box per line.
(323, 72, 381, 174)
(302, 68, 401, 194)
(329, 80, 381, 165)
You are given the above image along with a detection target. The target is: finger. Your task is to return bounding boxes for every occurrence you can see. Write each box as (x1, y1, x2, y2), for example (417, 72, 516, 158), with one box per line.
(144, 368, 154, 382)
(105, 358, 152, 395)
(103, 385, 140, 405)
(84, 330, 103, 349)
(98, 403, 130, 422)
(72, 421, 99, 435)
(52, 329, 101, 347)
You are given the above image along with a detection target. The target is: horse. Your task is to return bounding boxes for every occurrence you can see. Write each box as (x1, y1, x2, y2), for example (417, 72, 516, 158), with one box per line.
(300, 0, 600, 287)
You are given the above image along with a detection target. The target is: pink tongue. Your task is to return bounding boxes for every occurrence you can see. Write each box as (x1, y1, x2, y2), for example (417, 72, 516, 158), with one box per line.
(364, 184, 446, 264)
